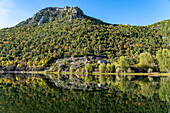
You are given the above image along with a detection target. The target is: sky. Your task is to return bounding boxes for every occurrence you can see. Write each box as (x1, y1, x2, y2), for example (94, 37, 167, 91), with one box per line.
(0, 0, 170, 29)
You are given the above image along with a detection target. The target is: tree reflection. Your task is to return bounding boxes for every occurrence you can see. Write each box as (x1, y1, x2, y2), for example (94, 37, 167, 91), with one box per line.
(159, 77, 170, 102)
(106, 76, 115, 85)
(99, 76, 106, 85)
(84, 75, 94, 84)
(119, 78, 137, 93)
(140, 81, 156, 98)
(0, 74, 169, 113)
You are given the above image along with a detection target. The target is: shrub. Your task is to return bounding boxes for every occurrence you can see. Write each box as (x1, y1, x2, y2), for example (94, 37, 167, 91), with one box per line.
(106, 63, 111, 72)
(110, 63, 115, 73)
(148, 68, 153, 73)
(127, 68, 132, 73)
(85, 63, 93, 73)
(138, 52, 154, 70)
(156, 49, 170, 72)
(119, 56, 130, 71)
(99, 63, 106, 73)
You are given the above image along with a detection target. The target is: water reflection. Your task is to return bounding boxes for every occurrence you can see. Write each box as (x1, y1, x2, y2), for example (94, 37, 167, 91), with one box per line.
(0, 74, 169, 112)
(159, 77, 170, 102)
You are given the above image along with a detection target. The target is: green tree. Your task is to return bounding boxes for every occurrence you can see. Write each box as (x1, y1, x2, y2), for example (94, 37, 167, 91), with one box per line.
(106, 63, 115, 73)
(119, 56, 130, 71)
(85, 63, 93, 73)
(110, 63, 115, 73)
(148, 68, 153, 73)
(106, 63, 111, 72)
(156, 49, 170, 72)
(138, 52, 154, 70)
(99, 63, 106, 73)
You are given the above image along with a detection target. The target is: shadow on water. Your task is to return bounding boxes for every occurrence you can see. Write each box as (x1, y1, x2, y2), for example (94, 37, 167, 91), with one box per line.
(0, 73, 169, 113)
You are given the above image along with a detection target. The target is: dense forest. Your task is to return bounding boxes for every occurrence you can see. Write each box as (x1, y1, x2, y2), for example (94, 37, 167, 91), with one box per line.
(0, 6, 169, 72)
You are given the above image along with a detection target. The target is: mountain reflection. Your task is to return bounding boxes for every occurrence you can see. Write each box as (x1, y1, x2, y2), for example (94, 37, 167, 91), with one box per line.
(0, 74, 169, 113)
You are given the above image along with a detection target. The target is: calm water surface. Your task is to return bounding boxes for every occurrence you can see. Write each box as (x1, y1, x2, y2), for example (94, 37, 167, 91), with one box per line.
(0, 74, 169, 113)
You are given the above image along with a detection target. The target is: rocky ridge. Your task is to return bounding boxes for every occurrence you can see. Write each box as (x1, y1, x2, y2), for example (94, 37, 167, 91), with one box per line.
(19, 6, 85, 26)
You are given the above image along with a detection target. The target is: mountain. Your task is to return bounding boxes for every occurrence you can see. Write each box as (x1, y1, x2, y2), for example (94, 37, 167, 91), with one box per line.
(148, 19, 170, 41)
(16, 6, 108, 27)
(0, 6, 169, 70)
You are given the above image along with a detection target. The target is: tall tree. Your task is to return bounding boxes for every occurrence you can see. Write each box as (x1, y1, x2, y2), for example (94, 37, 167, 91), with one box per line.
(85, 63, 93, 73)
(138, 52, 154, 70)
(156, 49, 170, 72)
(119, 56, 130, 71)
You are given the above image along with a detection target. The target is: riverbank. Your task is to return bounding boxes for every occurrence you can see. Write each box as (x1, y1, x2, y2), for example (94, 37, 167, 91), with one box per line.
(0, 71, 169, 77)
(48, 71, 170, 77)
(0, 71, 45, 74)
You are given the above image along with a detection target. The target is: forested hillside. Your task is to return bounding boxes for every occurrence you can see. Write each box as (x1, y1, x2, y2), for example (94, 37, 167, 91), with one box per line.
(0, 6, 169, 71)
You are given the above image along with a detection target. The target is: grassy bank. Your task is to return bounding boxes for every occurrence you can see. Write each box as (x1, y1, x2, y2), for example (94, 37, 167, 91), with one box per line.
(0, 71, 170, 76)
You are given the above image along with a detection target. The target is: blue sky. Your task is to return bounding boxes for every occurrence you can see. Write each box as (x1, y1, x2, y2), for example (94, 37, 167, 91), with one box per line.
(0, 0, 170, 29)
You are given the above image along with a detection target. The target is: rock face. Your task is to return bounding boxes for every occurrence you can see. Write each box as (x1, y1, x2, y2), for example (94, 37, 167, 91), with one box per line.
(29, 14, 41, 24)
(38, 16, 46, 25)
(64, 6, 70, 11)
(25, 6, 85, 26)
(17, 6, 105, 27)
(72, 6, 84, 15)
(59, 13, 64, 19)
(68, 6, 84, 21)
(49, 17, 54, 22)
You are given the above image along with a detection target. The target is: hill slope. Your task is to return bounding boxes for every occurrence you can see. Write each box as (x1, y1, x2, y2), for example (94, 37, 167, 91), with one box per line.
(0, 6, 169, 70)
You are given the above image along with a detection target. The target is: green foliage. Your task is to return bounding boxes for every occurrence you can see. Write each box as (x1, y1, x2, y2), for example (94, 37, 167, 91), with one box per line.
(147, 68, 153, 73)
(116, 67, 121, 73)
(159, 77, 170, 102)
(140, 81, 156, 98)
(127, 68, 132, 73)
(0, 74, 169, 113)
(84, 75, 93, 84)
(156, 49, 170, 72)
(99, 76, 106, 84)
(119, 78, 136, 93)
(138, 52, 154, 70)
(149, 19, 170, 39)
(110, 63, 115, 73)
(99, 63, 106, 72)
(106, 76, 115, 85)
(119, 56, 130, 71)
(106, 63, 115, 73)
(106, 63, 111, 72)
(0, 7, 169, 71)
(85, 63, 93, 73)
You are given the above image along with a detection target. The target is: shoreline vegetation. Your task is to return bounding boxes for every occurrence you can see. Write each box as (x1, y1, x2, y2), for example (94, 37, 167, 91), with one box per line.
(0, 71, 170, 76)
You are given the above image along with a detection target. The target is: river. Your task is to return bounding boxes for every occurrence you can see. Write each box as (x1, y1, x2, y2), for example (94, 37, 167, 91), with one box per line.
(0, 74, 169, 112)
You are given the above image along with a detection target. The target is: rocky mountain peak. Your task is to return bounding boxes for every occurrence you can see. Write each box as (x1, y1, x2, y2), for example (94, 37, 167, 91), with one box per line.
(19, 6, 85, 26)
